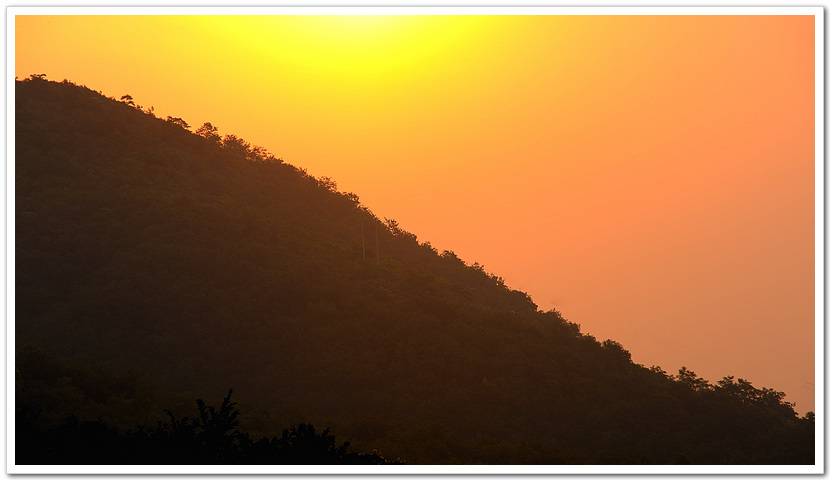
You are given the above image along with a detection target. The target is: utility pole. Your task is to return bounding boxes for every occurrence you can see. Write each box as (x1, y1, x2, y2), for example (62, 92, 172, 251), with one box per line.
(375, 224, 379, 265)
(362, 222, 366, 260)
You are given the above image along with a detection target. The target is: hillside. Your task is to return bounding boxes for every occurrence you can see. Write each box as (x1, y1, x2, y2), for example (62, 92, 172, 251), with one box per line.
(14, 77, 814, 465)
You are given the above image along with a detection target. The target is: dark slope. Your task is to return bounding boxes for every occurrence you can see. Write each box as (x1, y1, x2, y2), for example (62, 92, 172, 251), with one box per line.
(15, 78, 814, 464)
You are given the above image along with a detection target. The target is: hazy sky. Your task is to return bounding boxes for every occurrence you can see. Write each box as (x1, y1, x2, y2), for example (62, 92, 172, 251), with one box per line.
(14, 11, 818, 413)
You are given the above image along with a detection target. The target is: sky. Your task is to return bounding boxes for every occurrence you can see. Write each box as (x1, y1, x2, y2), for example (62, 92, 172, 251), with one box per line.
(13, 11, 818, 414)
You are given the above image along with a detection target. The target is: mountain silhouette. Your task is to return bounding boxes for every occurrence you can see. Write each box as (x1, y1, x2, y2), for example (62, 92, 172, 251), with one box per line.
(15, 76, 814, 465)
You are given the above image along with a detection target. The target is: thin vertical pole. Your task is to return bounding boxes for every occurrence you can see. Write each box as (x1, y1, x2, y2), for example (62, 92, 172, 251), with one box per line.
(362, 223, 366, 260)
(375, 224, 379, 265)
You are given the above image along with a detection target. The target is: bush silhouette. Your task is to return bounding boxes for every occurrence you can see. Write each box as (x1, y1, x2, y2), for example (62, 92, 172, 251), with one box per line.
(16, 389, 401, 465)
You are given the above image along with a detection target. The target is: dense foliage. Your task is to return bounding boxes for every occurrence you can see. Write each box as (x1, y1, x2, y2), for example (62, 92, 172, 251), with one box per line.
(17, 389, 399, 464)
(15, 77, 814, 464)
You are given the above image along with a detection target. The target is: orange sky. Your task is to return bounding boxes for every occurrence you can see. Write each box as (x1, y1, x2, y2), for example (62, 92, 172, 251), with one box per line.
(14, 12, 818, 414)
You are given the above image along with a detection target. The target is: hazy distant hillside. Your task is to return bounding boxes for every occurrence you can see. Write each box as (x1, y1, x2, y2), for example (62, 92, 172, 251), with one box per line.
(15, 77, 814, 464)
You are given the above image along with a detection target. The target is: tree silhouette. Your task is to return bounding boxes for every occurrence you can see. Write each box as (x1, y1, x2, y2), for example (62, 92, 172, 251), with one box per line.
(677, 366, 712, 391)
(196, 122, 221, 143)
(278, 424, 348, 463)
(16, 389, 401, 465)
(165, 116, 190, 130)
(221, 134, 250, 157)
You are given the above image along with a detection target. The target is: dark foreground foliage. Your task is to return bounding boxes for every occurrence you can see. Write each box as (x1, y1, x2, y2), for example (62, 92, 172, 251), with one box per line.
(16, 390, 400, 465)
(15, 76, 815, 464)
